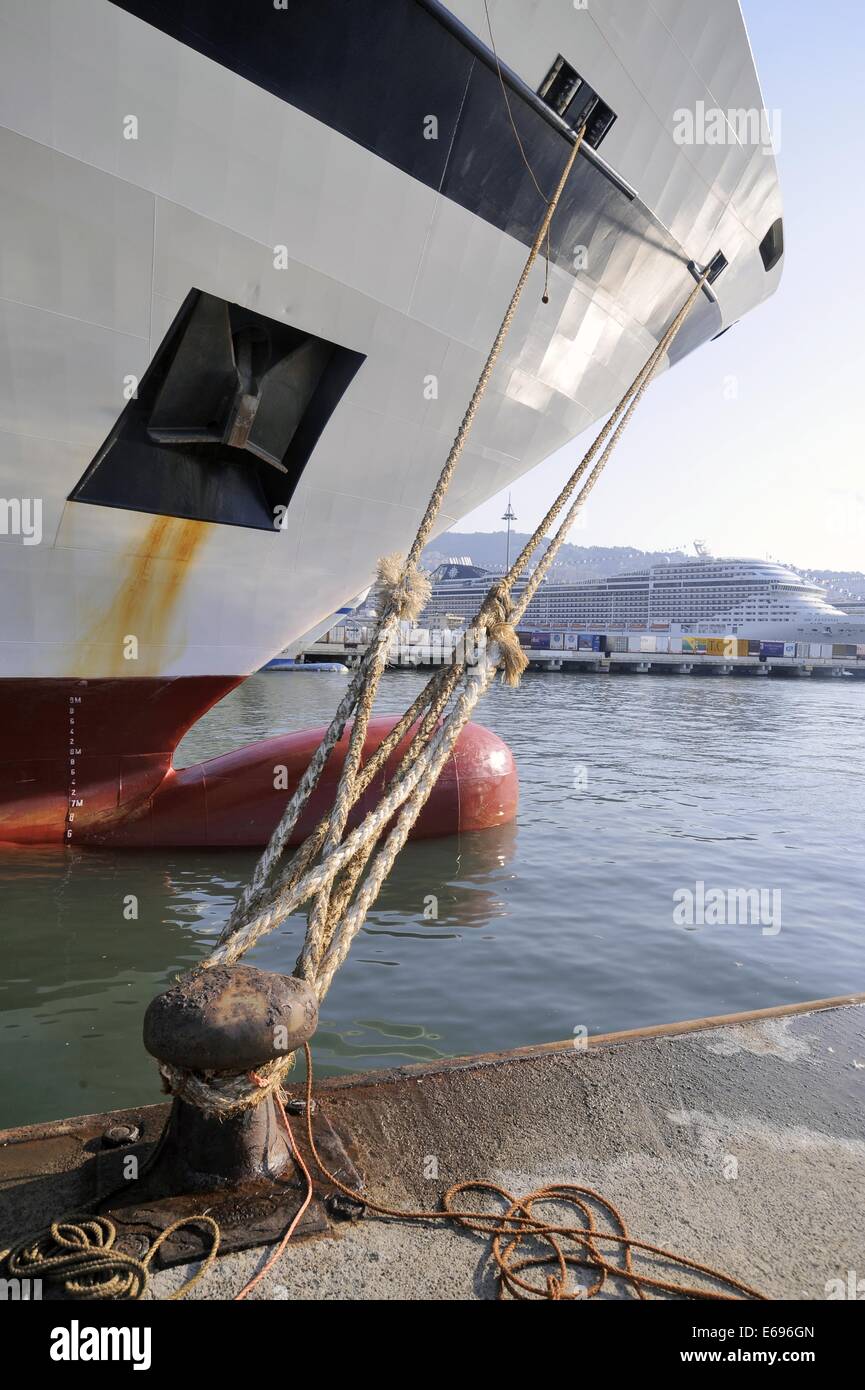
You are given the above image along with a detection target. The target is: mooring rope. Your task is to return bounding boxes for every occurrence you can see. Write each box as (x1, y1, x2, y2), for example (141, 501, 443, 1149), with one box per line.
(0, 22, 740, 1300)
(216, 129, 585, 953)
(0, 1214, 219, 1301)
(155, 129, 584, 1114)
(152, 132, 711, 1122)
(0, 129, 728, 1311)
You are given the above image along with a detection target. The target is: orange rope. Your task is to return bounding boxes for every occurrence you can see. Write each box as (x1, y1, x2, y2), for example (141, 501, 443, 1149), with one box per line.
(234, 1076, 314, 1301)
(235, 1043, 768, 1302)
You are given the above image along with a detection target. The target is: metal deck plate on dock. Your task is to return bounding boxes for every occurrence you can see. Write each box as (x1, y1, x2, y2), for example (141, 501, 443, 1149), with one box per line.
(0, 1095, 362, 1276)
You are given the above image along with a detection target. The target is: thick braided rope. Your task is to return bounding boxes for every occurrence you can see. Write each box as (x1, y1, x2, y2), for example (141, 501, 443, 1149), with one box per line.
(278, 273, 713, 1003)
(168, 164, 710, 1118)
(231, 667, 462, 973)
(0, 1214, 219, 1301)
(267, 133, 583, 964)
(207, 652, 481, 987)
(220, 609, 396, 939)
(302, 629, 392, 956)
(312, 660, 497, 998)
(203, 671, 486, 972)
(211, 133, 582, 956)
(160, 667, 498, 1113)
(169, 268, 707, 1114)
(230, 260, 694, 947)
(172, 267, 709, 1114)
(159, 664, 493, 1115)
(162, 669, 490, 1111)
(297, 664, 463, 982)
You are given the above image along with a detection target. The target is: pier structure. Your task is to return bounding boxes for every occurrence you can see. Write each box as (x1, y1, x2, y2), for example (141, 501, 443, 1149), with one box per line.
(2, 995, 864, 1300)
(302, 631, 865, 679)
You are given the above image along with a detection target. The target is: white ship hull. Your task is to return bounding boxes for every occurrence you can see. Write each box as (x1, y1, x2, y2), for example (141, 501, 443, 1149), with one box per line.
(0, 0, 783, 839)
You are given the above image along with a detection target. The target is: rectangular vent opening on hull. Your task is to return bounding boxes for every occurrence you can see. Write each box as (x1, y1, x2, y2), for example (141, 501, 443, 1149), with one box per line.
(537, 54, 617, 148)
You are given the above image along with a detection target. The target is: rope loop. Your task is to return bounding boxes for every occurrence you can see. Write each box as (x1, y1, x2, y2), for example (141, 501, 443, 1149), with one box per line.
(481, 584, 528, 687)
(283, 1043, 768, 1303)
(157, 1054, 294, 1119)
(1, 1214, 219, 1301)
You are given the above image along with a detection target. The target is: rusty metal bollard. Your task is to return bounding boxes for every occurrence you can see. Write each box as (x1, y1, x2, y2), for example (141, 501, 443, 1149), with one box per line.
(142, 965, 318, 1192)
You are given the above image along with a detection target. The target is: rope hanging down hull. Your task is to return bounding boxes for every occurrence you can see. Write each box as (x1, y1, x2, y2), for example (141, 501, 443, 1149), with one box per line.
(154, 130, 710, 1121)
(0, 122, 739, 1305)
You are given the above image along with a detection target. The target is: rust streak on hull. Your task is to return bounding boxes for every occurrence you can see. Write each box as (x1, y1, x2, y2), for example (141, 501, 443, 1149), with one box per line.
(76, 517, 212, 677)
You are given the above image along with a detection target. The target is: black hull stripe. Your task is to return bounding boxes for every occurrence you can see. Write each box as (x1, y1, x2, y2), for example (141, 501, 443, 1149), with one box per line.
(108, 0, 720, 358)
(415, 0, 637, 201)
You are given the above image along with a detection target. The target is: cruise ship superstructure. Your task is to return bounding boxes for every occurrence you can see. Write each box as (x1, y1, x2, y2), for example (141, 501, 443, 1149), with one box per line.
(425, 557, 865, 645)
(0, 0, 783, 841)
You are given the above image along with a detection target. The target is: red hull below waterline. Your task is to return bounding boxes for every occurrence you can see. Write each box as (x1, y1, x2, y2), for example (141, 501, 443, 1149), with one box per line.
(0, 679, 517, 847)
(125, 715, 517, 848)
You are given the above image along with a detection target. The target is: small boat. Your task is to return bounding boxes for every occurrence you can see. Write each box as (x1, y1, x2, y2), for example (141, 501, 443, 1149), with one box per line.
(263, 658, 349, 673)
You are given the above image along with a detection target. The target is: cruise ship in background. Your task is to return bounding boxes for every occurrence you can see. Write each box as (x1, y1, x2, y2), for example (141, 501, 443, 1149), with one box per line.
(0, 0, 783, 842)
(424, 554, 865, 645)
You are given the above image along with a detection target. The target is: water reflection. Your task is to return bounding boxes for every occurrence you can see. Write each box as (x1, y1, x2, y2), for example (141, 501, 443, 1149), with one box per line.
(0, 816, 517, 1124)
(2, 670, 864, 1128)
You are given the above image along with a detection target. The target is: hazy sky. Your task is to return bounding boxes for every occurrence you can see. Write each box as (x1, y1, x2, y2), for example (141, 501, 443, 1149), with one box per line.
(456, 1, 864, 573)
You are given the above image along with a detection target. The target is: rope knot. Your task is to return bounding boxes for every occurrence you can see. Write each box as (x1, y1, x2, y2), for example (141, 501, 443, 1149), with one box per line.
(489, 580, 512, 611)
(483, 587, 528, 688)
(375, 553, 432, 623)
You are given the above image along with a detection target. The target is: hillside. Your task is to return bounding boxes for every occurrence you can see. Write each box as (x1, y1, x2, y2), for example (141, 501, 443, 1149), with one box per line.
(423, 532, 687, 583)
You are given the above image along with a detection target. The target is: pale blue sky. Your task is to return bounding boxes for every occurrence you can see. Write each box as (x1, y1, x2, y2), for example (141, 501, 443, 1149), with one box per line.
(457, 1, 864, 572)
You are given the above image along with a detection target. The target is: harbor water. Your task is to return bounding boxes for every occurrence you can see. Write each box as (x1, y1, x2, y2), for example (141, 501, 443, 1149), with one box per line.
(1, 669, 863, 1129)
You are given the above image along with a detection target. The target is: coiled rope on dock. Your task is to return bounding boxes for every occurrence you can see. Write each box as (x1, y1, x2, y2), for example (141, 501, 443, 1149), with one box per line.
(0, 1215, 219, 1302)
